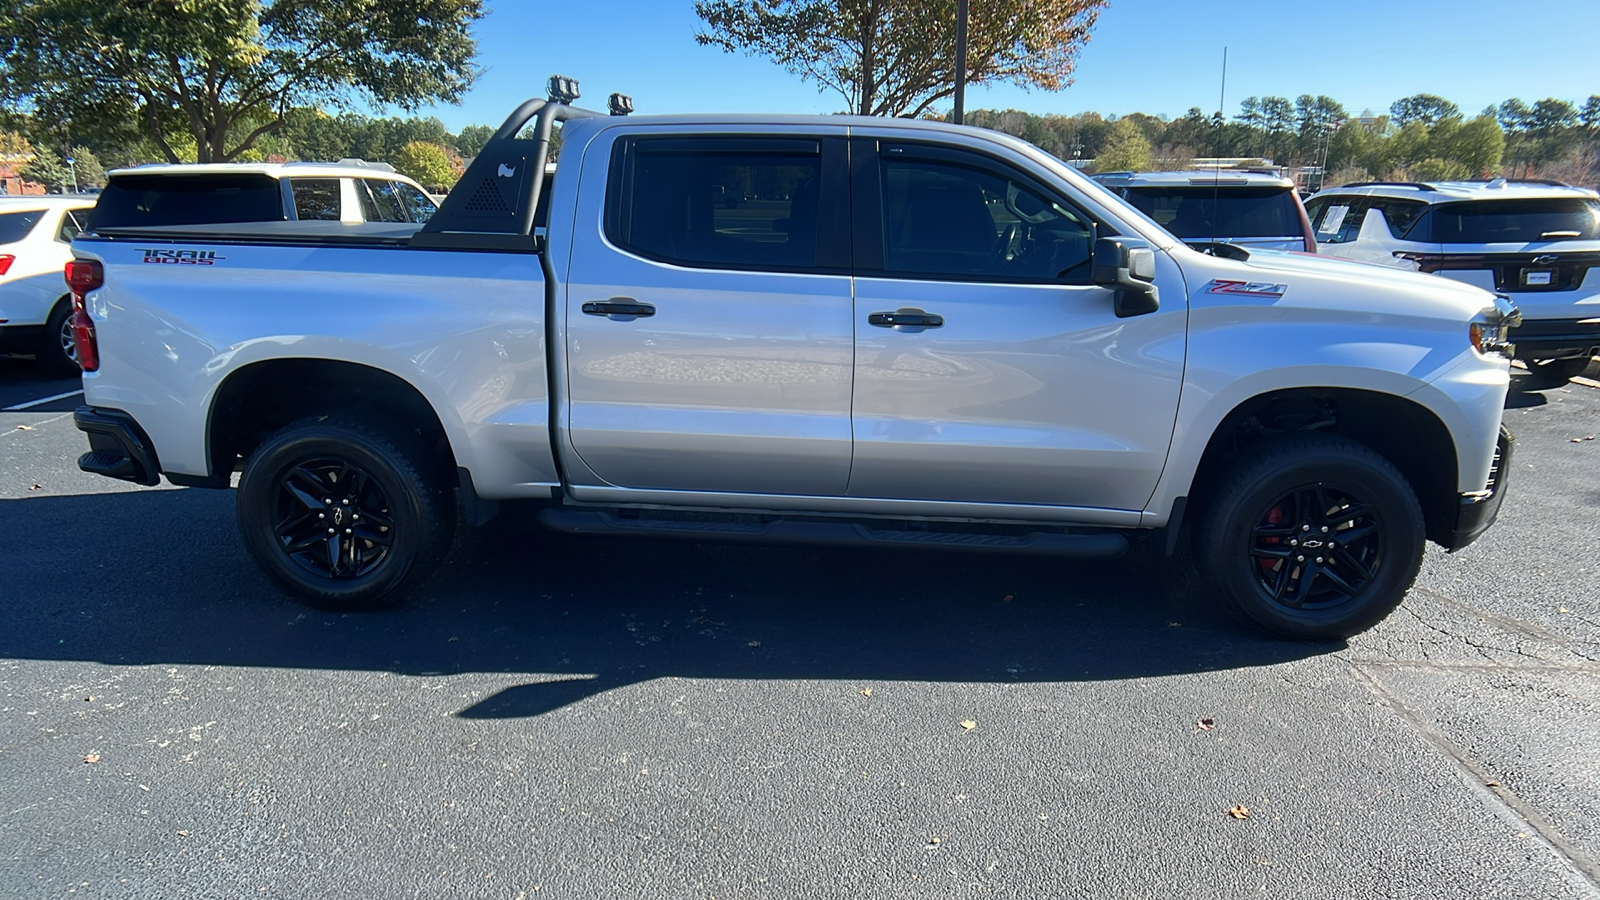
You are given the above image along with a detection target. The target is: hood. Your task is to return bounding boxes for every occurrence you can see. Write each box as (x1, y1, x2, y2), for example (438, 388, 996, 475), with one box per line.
(1193, 245, 1501, 320)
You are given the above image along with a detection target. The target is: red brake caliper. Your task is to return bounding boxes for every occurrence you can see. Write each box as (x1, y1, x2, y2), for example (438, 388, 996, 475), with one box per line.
(1259, 504, 1285, 569)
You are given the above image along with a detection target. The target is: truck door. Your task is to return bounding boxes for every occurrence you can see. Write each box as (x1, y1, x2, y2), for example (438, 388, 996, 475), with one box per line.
(562, 130, 855, 496)
(846, 137, 1186, 512)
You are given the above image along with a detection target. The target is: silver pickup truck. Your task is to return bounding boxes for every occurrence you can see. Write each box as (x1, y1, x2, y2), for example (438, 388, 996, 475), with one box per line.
(69, 79, 1518, 640)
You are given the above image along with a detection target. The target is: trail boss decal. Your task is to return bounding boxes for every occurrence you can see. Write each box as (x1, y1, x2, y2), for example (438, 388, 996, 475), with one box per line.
(1206, 279, 1287, 298)
(140, 249, 225, 265)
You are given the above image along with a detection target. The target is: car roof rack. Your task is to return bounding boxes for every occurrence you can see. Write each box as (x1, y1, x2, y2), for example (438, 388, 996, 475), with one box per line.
(411, 75, 633, 252)
(1338, 181, 1437, 191)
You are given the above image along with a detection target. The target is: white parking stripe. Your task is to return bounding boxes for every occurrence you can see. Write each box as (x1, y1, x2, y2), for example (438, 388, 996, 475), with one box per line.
(2, 389, 84, 411)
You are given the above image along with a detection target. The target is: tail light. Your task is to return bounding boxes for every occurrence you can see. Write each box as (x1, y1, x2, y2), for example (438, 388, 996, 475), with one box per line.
(0, 254, 13, 276)
(64, 259, 103, 372)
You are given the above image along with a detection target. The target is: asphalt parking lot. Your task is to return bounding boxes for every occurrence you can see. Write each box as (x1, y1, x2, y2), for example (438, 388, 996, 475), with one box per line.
(1, 358, 1597, 899)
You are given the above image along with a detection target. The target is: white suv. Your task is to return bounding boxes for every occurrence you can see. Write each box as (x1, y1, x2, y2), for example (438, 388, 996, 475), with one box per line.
(1092, 170, 1317, 253)
(1305, 179, 1600, 385)
(90, 162, 438, 232)
(0, 195, 97, 374)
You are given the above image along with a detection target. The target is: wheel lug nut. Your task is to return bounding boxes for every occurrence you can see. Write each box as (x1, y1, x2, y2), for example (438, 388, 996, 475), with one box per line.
(323, 498, 331, 505)
(318, 513, 325, 519)
(1321, 526, 1329, 533)
(1289, 539, 1298, 546)
(342, 499, 350, 505)
(1328, 541, 1336, 548)
(345, 528, 352, 535)
(327, 527, 336, 534)
(1297, 555, 1305, 562)
(1302, 525, 1310, 531)
(1316, 557, 1324, 564)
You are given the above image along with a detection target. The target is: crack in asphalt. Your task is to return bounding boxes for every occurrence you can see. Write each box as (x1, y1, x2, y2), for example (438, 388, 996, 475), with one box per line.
(1350, 664, 1600, 893)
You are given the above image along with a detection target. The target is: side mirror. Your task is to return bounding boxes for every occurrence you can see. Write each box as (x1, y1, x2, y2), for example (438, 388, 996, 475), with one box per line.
(1091, 237, 1160, 318)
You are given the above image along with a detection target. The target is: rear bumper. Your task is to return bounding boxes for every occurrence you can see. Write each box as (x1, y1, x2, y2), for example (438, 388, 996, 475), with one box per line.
(1510, 318, 1600, 361)
(74, 406, 162, 486)
(1442, 425, 1513, 552)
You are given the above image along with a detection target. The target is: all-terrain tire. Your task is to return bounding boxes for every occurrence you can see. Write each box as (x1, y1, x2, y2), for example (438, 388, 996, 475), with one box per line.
(236, 415, 455, 611)
(1523, 357, 1591, 389)
(1192, 433, 1425, 640)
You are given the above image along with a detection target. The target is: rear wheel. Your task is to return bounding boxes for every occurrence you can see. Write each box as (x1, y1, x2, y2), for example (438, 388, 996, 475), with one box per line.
(236, 416, 454, 611)
(39, 300, 80, 377)
(1523, 357, 1591, 388)
(1193, 433, 1424, 640)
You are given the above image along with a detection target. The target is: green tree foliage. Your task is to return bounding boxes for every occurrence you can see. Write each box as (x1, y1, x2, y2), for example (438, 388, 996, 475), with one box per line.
(1093, 119, 1151, 173)
(0, 0, 484, 163)
(19, 152, 70, 190)
(1390, 94, 1460, 127)
(66, 147, 105, 189)
(695, 0, 1107, 117)
(0, 131, 33, 161)
(1410, 158, 1470, 181)
(391, 140, 460, 191)
(454, 124, 495, 159)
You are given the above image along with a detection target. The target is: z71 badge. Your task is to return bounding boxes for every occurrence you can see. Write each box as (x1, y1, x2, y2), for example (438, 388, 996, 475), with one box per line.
(1206, 279, 1287, 298)
(140, 249, 225, 265)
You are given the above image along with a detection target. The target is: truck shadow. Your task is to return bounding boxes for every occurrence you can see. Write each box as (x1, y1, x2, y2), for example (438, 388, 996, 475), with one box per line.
(0, 490, 1338, 718)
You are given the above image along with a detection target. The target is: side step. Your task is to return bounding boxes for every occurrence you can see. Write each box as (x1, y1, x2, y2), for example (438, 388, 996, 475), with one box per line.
(536, 508, 1128, 558)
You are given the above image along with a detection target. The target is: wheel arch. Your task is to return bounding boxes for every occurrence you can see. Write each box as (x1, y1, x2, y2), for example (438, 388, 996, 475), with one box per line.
(206, 358, 464, 489)
(1183, 386, 1460, 546)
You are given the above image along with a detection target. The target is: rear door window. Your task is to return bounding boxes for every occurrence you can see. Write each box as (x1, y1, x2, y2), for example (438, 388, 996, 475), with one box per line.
(1124, 186, 1301, 239)
(607, 136, 823, 271)
(1368, 198, 1428, 239)
(1429, 199, 1600, 243)
(361, 179, 409, 223)
(88, 174, 283, 229)
(0, 209, 47, 244)
(1306, 196, 1367, 243)
(290, 178, 342, 220)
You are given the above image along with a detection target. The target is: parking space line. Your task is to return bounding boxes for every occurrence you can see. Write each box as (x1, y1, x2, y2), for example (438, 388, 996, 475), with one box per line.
(2, 389, 84, 411)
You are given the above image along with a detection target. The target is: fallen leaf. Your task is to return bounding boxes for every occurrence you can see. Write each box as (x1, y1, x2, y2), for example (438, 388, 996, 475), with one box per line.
(959, 720, 976, 732)
(1167, 621, 1182, 628)
(1196, 718, 1215, 731)
(1002, 594, 1013, 602)
(139, 784, 150, 791)
(29, 483, 42, 491)
(446, 636, 459, 642)
(15, 424, 34, 431)
(83, 754, 100, 764)
(1228, 804, 1250, 820)
(1485, 781, 1501, 787)
(84, 696, 93, 702)
(927, 837, 940, 846)
(1560, 607, 1570, 614)
(176, 830, 191, 837)
(746, 641, 760, 648)
(859, 688, 872, 697)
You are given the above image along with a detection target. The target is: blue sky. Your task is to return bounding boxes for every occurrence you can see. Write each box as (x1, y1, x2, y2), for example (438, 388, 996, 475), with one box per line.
(413, 0, 1600, 130)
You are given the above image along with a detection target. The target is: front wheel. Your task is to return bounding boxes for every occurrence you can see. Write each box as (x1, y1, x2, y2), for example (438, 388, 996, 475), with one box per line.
(1193, 434, 1425, 640)
(236, 416, 454, 611)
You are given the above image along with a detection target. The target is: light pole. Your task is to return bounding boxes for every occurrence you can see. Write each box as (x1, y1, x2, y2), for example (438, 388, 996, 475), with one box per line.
(65, 156, 77, 193)
(953, 0, 968, 125)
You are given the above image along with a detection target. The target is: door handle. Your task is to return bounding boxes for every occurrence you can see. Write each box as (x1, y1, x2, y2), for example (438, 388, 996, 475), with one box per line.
(868, 309, 944, 328)
(582, 298, 656, 318)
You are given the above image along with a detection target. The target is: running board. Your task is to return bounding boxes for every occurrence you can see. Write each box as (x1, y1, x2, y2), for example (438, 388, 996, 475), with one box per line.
(536, 508, 1128, 558)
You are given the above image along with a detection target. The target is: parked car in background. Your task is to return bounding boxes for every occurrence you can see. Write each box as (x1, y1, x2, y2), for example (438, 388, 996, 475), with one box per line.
(0, 195, 96, 374)
(1305, 179, 1600, 386)
(1092, 170, 1317, 253)
(89, 162, 438, 232)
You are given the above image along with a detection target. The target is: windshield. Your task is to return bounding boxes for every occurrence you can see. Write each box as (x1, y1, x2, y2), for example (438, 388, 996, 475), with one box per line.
(89, 173, 284, 230)
(1124, 186, 1302, 239)
(1427, 198, 1600, 243)
(0, 209, 46, 244)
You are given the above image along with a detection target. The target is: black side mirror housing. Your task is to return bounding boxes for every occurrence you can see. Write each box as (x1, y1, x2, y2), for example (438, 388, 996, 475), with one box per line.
(1091, 237, 1160, 318)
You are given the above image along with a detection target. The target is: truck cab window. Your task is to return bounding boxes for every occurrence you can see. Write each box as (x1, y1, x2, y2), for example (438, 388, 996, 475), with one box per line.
(610, 138, 822, 271)
(879, 157, 1095, 283)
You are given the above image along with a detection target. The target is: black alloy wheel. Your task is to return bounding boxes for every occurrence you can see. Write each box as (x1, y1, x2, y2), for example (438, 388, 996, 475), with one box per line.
(1194, 433, 1424, 640)
(272, 458, 396, 581)
(40, 300, 81, 377)
(1248, 484, 1382, 611)
(237, 416, 453, 611)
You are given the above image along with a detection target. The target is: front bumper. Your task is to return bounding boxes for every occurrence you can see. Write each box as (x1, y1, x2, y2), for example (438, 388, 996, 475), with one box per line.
(74, 406, 162, 486)
(1442, 425, 1513, 552)
(1510, 318, 1600, 361)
